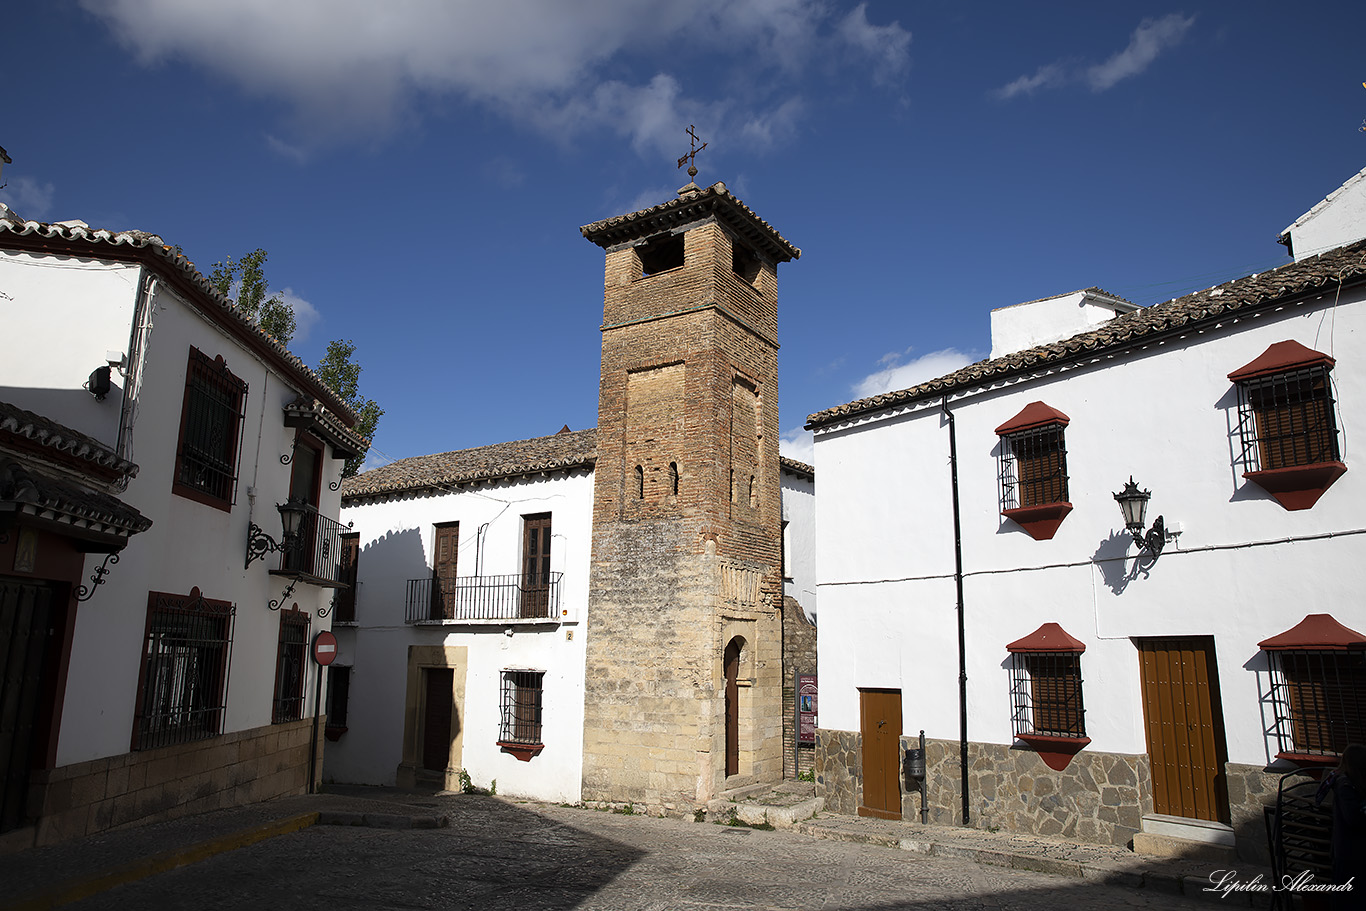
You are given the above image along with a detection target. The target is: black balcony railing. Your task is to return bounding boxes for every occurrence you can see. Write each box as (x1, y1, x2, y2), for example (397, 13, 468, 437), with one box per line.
(274, 508, 349, 588)
(405, 573, 562, 623)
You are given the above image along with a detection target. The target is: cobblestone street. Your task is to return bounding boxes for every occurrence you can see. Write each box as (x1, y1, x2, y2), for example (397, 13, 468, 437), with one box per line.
(57, 796, 1223, 911)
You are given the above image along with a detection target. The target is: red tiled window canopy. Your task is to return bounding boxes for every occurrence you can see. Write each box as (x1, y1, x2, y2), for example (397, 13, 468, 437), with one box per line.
(1007, 622, 1087, 653)
(997, 403, 1072, 540)
(1259, 614, 1366, 763)
(1229, 341, 1345, 511)
(1007, 623, 1089, 769)
(1258, 613, 1366, 651)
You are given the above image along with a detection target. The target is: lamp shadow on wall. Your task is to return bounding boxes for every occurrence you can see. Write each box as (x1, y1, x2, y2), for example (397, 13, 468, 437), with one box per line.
(1092, 530, 1149, 596)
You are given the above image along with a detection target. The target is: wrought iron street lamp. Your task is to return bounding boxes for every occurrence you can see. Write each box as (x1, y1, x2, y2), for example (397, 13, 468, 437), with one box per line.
(1113, 477, 1164, 561)
(246, 497, 308, 569)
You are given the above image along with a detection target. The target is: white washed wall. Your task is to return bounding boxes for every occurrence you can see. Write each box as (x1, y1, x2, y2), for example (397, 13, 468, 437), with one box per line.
(780, 469, 817, 621)
(49, 278, 340, 765)
(0, 251, 141, 447)
(814, 292, 1366, 769)
(1287, 171, 1366, 261)
(331, 469, 593, 803)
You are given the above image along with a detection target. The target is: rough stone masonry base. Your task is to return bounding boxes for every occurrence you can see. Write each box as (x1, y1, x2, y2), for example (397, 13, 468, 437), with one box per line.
(13, 718, 323, 849)
(816, 730, 1279, 863)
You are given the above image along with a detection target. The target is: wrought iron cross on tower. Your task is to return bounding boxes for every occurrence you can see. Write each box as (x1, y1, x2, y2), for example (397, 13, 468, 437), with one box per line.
(677, 125, 707, 180)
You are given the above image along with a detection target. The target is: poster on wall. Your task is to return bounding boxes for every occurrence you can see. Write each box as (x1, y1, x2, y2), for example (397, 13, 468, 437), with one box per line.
(797, 673, 817, 744)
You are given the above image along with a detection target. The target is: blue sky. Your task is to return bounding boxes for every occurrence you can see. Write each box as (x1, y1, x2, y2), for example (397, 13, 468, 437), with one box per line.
(5, 2, 1364, 468)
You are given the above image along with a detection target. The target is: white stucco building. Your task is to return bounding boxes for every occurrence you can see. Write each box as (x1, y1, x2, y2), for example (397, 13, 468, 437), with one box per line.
(331, 429, 595, 802)
(0, 206, 365, 847)
(333, 430, 818, 804)
(805, 171, 1366, 862)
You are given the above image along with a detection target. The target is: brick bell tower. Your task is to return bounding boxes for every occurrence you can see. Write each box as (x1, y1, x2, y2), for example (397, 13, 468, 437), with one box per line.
(579, 179, 800, 810)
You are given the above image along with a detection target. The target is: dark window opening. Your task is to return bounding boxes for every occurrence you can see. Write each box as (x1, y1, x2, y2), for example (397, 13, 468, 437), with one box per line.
(635, 465, 644, 499)
(638, 233, 684, 276)
(173, 348, 247, 509)
(272, 610, 311, 724)
(134, 590, 234, 750)
(333, 533, 359, 623)
(1010, 652, 1086, 739)
(670, 462, 679, 496)
(326, 666, 351, 729)
(500, 670, 544, 745)
(732, 242, 761, 284)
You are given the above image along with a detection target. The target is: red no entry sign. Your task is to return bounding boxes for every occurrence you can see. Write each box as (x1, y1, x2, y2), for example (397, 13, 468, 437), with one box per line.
(312, 630, 338, 666)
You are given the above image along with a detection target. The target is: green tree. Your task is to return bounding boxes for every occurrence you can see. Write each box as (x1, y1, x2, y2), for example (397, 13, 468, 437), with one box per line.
(316, 338, 383, 478)
(210, 248, 296, 344)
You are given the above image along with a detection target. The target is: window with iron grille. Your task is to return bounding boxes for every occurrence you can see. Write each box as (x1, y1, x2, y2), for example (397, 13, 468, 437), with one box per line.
(173, 348, 247, 510)
(1000, 425, 1069, 510)
(272, 610, 311, 724)
(1265, 649, 1366, 759)
(1234, 365, 1340, 471)
(499, 670, 544, 745)
(1010, 653, 1086, 738)
(133, 590, 234, 750)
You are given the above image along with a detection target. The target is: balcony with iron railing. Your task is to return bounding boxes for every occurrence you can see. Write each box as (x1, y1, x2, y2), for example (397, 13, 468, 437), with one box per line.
(272, 507, 350, 588)
(404, 573, 562, 624)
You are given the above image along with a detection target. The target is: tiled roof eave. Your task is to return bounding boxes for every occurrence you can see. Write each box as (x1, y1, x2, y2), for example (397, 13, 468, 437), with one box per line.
(806, 239, 1366, 430)
(0, 401, 138, 479)
(581, 184, 800, 263)
(341, 456, 596, 503)
(0, 219, 358, 426)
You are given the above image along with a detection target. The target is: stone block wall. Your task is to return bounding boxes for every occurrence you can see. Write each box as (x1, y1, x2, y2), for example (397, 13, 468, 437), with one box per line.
(817, 729, 1151, 848)
(23, 718, 321, 847)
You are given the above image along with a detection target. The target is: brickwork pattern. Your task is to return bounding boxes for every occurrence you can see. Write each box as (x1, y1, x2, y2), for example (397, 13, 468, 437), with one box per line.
(27, 718, 321, 846)
(583, 206, 788, 810)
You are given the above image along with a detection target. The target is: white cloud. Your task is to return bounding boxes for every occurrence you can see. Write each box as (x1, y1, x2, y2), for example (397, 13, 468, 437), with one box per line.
(852, 347, 978, 400)
(836, 3, 911, 86)
(994, 12, 1193, 100)
(1086, 13, 1195, 92)
(0, 176, 56, 220)
(79, 0, 911, 153)
(780, 427, 814, 464)
(995, 63, 1067, 101)
(278, 287, 321, 343)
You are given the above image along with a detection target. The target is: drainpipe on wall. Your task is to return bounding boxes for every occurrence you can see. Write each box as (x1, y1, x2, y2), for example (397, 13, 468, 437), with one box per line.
(941, 396, 970, 826)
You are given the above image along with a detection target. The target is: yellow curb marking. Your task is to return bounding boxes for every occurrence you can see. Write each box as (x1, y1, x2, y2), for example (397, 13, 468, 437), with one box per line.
(4, 812, 320, 911)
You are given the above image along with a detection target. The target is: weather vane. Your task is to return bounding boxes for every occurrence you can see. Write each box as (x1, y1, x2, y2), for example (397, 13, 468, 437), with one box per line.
(677, 125, 707, 180)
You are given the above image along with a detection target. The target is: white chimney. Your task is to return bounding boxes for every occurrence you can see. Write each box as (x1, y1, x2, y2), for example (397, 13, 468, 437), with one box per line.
(990, 288, 1137, 359)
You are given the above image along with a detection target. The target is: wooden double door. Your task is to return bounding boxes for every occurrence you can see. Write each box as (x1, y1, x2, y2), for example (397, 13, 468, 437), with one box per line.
(1137, 637, 1230, 823)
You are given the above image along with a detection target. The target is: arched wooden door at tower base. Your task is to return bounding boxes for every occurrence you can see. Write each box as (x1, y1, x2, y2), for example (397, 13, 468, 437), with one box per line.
(724, 638, 743, 778)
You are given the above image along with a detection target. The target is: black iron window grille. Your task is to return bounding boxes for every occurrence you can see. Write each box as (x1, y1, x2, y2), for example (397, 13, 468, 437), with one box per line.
(1010, 652, 1086, 739)
(499, 670, 544, 745)
(271, 610, 311, 724)
(174, 348, 247, 508)
(1000, 425, 1069, 510)
(1234, 366, 1340, 472)
(1264, 649, 1366, 758)
(134, 590, 235, 750)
